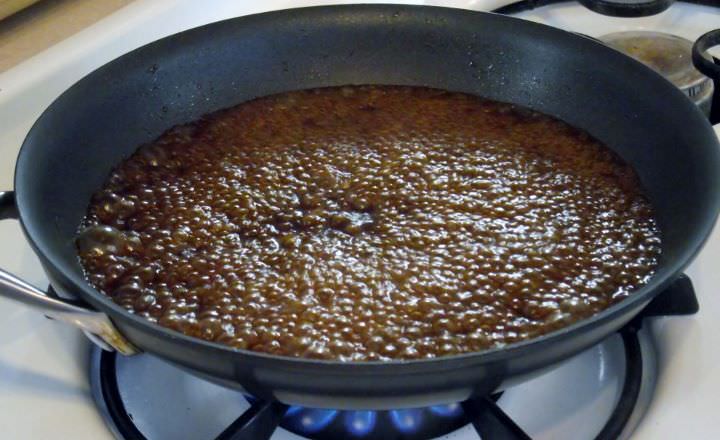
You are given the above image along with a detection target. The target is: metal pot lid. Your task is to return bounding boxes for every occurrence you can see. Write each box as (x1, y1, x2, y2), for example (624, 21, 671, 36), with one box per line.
(600, 31, 714, 111)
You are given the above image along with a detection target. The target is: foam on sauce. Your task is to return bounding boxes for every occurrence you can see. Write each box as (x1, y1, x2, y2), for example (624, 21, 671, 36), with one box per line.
(78, 86, 660, 361)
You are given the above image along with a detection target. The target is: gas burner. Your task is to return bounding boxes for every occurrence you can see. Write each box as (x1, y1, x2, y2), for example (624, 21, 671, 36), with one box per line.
(242, 394, 480, 440)
(88, 325, 642, 439)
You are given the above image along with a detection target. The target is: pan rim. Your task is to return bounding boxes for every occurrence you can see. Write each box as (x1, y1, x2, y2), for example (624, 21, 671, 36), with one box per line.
(12, 3, 720, 372)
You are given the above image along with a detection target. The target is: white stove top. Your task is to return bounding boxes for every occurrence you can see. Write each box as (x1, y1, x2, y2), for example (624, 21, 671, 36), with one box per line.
(0, 1, 718, 439)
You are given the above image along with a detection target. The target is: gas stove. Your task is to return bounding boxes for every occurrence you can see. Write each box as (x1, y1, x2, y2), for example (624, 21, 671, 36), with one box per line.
(0, 1, 718, 439)
(84, 287, 693, 439)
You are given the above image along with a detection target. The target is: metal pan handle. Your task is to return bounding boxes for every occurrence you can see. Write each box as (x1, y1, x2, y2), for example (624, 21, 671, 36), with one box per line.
(0, 191, 137, 355)
(692, 29, 720, 82)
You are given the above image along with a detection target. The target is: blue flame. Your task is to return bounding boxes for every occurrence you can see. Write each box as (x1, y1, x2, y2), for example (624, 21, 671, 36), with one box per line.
(390, 408, 423, 433)
(243, 394, 468, 437)
(429, 403, 463, 417)
(286, 408, 339, 433)
(285, 405, 303, 417)
(344, 410, 376, 436)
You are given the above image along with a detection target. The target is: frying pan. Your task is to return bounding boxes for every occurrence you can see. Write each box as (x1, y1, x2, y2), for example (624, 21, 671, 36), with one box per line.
(0, 5, 719, 410)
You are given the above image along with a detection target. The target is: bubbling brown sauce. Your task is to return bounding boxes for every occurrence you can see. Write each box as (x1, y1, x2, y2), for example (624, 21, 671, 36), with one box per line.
(78, 86, 660, 361)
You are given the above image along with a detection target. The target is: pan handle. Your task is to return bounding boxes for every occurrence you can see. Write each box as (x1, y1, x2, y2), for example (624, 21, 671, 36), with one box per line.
(692, 29, 720, 82)
(0, 191, 138, 355)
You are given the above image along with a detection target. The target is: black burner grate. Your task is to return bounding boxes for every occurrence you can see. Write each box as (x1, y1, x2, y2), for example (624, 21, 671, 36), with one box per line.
(95, 327, 639, 440)
(492, 0, 719, 15)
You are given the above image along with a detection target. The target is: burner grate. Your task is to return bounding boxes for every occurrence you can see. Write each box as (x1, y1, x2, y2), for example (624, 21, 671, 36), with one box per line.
(89, 275, 698, 439)
(92, 327, 641, 440)
(493, 0, 720, 15)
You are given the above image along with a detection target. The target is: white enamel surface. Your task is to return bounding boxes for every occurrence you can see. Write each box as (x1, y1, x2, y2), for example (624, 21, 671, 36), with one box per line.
(0, 1, 717, 439)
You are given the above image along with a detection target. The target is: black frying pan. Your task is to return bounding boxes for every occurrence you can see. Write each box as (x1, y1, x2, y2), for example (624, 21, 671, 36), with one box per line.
(0, 5, 718, 410)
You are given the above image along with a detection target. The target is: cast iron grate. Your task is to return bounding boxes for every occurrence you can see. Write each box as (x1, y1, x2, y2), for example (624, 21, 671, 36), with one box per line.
(93, 323, 635, 440)
(492, 0, 719, 15)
